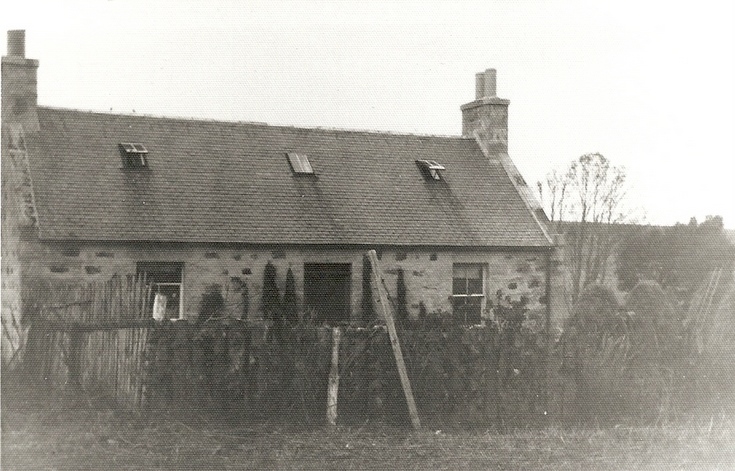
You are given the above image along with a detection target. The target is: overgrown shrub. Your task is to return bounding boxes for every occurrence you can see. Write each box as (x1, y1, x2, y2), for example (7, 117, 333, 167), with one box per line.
(262, 261, 286, 342)
(197, 284, 225, 325)
(229, 276, 249, 320)
(625, 280, 682, 358)
(560, 284, 623, 421)
(262, 261, 280, 321)
(395, 268, 408, 325)
(688, 285, 735, 415)
(283, 267, 298, 325)
(241, 280, 249, 320)
(566, 283, 623, 344)
(146, 321, 251, 414)
(490, 293, 547, 426)
(143, 315, 550, 428)
(564, 281, 689, 424)
(362, 255, 375, 323)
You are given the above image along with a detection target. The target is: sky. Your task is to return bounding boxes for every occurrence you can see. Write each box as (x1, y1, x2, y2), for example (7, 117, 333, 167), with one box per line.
(2, 0, 734, 227)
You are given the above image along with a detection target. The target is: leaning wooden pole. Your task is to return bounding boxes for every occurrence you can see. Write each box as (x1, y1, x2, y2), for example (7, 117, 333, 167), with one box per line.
(367, 250, 421, 430)
(326, 326, 341, 426)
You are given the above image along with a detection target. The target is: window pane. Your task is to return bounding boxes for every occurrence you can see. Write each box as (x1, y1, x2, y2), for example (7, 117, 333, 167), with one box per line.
(452, 263, 483, 323)
(453, 264, 482, 279)
(453, 277, 467, 295)
(287, 152, 314, 174)
(453, 264, 483, 295)
(287, 152, 304, 172)
(452, 264, 467, 278)
(467, 277, 483, 295)
(299, 154, 313, 173)
(465, 265, 482, 279)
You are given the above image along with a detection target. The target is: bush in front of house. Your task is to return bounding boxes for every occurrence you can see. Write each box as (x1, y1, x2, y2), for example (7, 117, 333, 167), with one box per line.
(395, 268, 408, 325)
(562, 280, 699, 424)
(197, 284, 225, 325)
(685, 284, 735, 416)
(241, 279, 250, 320)
(145, 320, 251, 414)
(262, 261, 280, 321)
(262, 261, 288, 343)
(283, 267, 298, 325)
(361, 255, 375, 323)
(142, 312, 551, 427)
(560, 283, 625, 422)
(489, 293, 548, 427)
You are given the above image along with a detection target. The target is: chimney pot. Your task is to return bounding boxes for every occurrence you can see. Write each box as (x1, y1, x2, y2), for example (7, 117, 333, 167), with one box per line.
(7, 30, 25, 58)
(483, 68, 497, 97)
(461, 68, 508, 149)
(475, 73, 485, 100)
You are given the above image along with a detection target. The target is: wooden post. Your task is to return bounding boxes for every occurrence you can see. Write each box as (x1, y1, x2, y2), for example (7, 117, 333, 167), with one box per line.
(367, 250, 421, 430)
(326, 327, 341, 426)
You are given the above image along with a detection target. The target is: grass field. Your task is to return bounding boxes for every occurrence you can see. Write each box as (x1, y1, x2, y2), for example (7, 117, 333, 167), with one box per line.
(3, 378, 734, 470)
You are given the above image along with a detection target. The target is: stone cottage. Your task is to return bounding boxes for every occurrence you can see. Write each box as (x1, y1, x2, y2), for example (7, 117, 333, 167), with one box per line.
(2, 30, 554, 365)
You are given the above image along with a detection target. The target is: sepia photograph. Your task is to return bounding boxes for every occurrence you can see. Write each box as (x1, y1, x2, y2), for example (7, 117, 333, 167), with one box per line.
(2, 1, 734, 469)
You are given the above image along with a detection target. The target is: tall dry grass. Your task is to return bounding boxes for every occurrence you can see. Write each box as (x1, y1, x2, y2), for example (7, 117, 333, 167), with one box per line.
(563, 280, 732, 424)
(688, 286, 735, 415)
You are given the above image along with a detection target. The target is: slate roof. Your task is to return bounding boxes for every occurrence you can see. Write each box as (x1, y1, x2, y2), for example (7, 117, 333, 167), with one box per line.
(25, 107, 552, 247)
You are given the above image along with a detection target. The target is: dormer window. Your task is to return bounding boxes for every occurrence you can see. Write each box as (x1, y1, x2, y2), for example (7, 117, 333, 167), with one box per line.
(416, 160, 445, 181)
(119, 143, 149, 168)
(286, 152, 314, 174)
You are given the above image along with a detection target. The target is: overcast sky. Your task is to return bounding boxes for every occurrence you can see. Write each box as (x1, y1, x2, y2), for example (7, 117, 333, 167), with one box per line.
(3, 1, 734, 227)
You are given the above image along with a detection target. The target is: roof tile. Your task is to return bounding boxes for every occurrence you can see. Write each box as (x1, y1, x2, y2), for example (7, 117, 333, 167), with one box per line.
(26, 107, 551, 247)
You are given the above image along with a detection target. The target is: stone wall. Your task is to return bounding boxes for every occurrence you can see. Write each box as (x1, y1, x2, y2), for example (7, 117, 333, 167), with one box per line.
(16, 237, 551, 324)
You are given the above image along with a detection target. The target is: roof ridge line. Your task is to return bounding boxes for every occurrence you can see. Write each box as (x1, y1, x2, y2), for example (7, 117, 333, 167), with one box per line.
(37, 105, 470, 140)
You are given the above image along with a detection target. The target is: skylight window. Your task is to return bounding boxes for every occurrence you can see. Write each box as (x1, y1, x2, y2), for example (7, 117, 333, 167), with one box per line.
(287, 152, 314, 174)
(119, 143, 149, 169)
(416, 160, 445, 181)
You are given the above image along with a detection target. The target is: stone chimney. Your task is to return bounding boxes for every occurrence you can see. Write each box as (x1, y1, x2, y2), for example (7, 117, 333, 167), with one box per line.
(2, 30, 39, 133)
(460, 68, 509, 154)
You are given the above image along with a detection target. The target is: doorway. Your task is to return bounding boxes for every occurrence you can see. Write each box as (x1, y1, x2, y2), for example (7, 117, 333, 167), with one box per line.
(303, 263, 351, 323)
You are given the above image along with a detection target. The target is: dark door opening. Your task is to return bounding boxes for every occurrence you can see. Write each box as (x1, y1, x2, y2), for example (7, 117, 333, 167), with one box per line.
(304, 263, 351, 324)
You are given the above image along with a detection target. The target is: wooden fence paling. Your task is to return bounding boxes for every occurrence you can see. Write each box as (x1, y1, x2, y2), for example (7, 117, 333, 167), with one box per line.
(122, 329, 128, 407)
(27, 275, 153, 409)
(327, 327, 341, 426)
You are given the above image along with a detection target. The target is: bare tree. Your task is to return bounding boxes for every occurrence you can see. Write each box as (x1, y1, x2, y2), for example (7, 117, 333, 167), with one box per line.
(538, 153, 630, 301)
(540, 168, 570, 223)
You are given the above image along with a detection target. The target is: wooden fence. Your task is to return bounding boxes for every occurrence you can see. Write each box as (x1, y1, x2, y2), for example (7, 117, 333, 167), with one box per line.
(25, 275, 154, 409)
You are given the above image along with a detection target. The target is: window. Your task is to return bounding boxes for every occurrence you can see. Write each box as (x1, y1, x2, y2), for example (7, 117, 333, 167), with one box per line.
(452, 263, 484, 324)
(287, 152, 314, 174)
(119, 142, 149, 168)
(137, 262, 183, 320)
(416, 160, 445, 181)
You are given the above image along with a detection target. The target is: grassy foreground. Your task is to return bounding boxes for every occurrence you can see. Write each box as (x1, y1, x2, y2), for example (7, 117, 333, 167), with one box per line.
(2, 379, 734, 470)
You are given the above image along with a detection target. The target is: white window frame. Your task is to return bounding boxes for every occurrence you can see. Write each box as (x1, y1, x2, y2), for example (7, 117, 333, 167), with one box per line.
(287, 152, 314, 174)
(119, 142, 149, 168)
(451, 263, 486, 323)
(137, 262, 184, 320)
(416, 159, 445, 180)
(151, 282, 184, 320)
